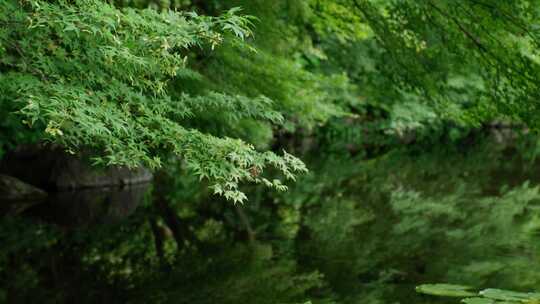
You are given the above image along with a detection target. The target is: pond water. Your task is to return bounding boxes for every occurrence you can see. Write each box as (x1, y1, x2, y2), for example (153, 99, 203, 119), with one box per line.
(2, 135, 540, 303)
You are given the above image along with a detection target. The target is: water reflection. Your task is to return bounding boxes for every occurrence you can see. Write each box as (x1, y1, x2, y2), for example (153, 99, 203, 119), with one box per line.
(4, 136, 540, 303)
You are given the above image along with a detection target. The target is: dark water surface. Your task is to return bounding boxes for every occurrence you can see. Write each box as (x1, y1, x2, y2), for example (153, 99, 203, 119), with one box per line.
(2, 137, 540, 303)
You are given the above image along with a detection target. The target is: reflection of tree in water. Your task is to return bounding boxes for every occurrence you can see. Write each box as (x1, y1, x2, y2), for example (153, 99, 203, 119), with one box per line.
(4, 137, 540, 303)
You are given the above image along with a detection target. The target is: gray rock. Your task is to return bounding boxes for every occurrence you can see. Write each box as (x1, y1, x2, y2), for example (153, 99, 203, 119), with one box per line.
(0, 174, 48, 215)
(53, 162, 153, 190)
(28, 183, 150, 227)
(0, 144, 153, 190)
(0, 174, 47, 201)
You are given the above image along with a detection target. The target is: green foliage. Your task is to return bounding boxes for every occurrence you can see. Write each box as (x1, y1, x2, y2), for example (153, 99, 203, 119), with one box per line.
(4, 0, 540, 303)
(349, 0, 540, 127)
(0, 0, 316, 202)
(5, 0, 538, 201)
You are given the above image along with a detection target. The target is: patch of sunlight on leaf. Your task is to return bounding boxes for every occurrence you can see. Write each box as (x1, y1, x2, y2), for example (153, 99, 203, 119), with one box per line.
(416, 284, 476, 297)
